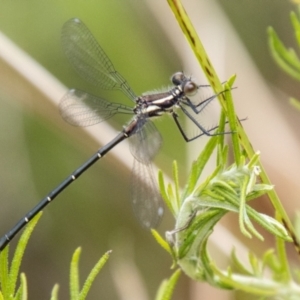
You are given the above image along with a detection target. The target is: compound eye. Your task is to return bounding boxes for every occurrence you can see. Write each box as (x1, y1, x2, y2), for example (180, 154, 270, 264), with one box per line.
(183, 81, 198, 96)
(172, 72, 185, 85)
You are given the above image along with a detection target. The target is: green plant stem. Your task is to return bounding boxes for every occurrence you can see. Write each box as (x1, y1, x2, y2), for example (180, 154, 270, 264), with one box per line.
(167, 0, 293, 231)
(167, 0, 293, 277)
(167, 0, 224, 95)
(276, 212, 291, 281)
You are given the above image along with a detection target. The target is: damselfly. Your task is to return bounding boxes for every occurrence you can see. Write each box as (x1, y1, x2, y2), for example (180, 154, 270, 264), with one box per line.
(0, 18, 229, 251)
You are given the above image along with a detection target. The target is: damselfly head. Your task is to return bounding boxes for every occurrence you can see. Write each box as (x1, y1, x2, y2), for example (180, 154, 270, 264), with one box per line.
(171, 72, 198, 96)
(171, 72, 186, 85)
(182, 81, 198, 96)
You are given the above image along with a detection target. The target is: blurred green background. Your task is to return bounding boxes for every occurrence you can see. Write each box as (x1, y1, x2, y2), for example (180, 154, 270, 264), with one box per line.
(0, 0, 298, 299)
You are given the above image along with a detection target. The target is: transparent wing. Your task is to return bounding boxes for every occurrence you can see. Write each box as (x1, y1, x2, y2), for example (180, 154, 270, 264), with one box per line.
(131, 159, 164, 228)
(61, 18, 136, 101)
(59, 89, 133, 127)
(129, 120, 162, 164)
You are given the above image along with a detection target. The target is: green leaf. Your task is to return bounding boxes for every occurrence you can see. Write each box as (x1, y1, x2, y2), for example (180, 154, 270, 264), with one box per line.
(268, 26, 300, 81)
(19, 273, 27, 300)
(262, 249, 280, 273)
(0, 246, 9, 299)
(210, 265, 281, 296)
(14, 273, 28, 300)
(50, 284, 59, 300)
(172, 161, 180, 211)
(79, 250, 111, 300)
(70, 247, 81, 300)
(163, 1, 297, 297)
(8, 212, 42, 299)
(182, 136, 218, 199)
(294, 211, 300, 241)
(216, 110, 226, 153)
(181, 161, 198, 200)
(249, 252, 261, 277)
(231, 248, 253, 276)
(224, 79, 241, 165)
(239, 175, 254, 239)
(177, 209, 225, 260)
(151, 230, 172, 256)
(167, 184, 177, 215)
(158, 171, 175, 215)
(275, 232, 291, 283)
(167, 0, 224, 96)
(155, 269, 181, 300)
(291, 11, 300, 47)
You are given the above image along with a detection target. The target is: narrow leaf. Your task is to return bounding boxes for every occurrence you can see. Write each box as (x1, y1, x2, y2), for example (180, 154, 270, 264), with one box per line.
(291, 11, 300, 48)
(172, 161, 180, 210)
(167, 0, 224, 96)
(79, 250, 112, 300)
(182, 135, 218, 199)
(20, 273, 27, 300)
(151, 229, 172, 255)
(9, 212, 42, 298)
(70, 247, 81, 300)
(248, 252, 261, 276)
(0, 246, 9, 298)
(50, 284, 59, 300)
(155, 269, 181, 300)
(268, 27, 300, 80)
(224, 80, 241, 164)
(231, 248, 253, 275)
(158, 171, 174, 215)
